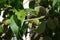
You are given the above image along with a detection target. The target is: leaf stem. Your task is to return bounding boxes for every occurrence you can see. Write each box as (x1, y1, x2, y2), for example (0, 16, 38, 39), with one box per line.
(25, 16, 45, 21)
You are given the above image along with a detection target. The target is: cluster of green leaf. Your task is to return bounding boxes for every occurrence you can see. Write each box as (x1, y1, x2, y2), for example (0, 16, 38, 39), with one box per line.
(0, 0, 60, 40)
(30, 0, 60, 40)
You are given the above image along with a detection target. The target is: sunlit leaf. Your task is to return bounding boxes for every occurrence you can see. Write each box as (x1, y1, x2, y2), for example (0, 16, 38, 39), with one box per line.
(52, 0, 57, 7)
(10, 16, 18, 36)
(25, 8, 37, 16)
(34, 6, 46, 16)
(15, 10, 26, 27)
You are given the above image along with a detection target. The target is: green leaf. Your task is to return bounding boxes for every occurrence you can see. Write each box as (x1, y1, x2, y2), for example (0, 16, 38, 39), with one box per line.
(15, 10, 26, 27)
(57, 0, 60, 2)
(3, 28, 13, 40)
(0, 24, 3, 33)
(47, 18, 57, 30)
(32, 34, 41, 40)
(25, 8, 35, 13)
(10, 16, 18, 37)
(25, 8, 38, 16)
(29, 1, 35, 9)
(0, 0, 7, 3)
(52, 0, 57, 7)
(58, 3, 60, 12)
(35, 22, 46, 34)
(10, 0, 23, 9)
(43, 36, 52, 40)
(53, 32, 60, 40)
(52, 0, 60, 7)
(34, 6, 46, 16)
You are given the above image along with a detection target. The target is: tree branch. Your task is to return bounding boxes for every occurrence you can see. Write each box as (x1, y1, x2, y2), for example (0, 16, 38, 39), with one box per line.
(25, 16, 45, 21)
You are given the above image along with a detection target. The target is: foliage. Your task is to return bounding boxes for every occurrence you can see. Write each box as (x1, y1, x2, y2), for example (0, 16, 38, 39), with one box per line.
(0, 0, 60, 40)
